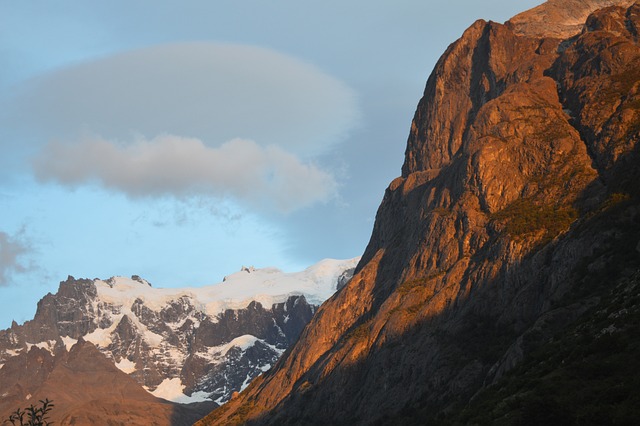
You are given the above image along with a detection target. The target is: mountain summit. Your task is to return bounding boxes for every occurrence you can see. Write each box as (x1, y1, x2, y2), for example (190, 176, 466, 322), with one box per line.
(507, 0, 636, 38)
(0, 259, 357, 424)
(200, 1, 640, 424)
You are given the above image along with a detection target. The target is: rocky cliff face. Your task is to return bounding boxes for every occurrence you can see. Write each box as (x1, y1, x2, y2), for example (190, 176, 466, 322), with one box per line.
(0, 258, 357, 419)
(200, 1, 640, 424)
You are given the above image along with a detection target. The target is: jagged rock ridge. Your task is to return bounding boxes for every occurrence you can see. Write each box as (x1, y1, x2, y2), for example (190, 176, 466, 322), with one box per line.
(0, 258, 357, 419)
(200, 1, 640, 424)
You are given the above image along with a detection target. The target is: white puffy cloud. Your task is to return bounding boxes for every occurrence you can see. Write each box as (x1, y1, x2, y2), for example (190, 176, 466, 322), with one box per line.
(0, 231, 30, 286)
(32, 134, 338, 213)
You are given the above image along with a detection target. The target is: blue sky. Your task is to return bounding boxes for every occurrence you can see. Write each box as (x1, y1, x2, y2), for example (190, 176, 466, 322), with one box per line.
(0, 0, 541, 328)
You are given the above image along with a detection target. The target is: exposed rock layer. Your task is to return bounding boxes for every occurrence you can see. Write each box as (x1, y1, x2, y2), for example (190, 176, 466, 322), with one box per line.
(200, 1, 640, 424)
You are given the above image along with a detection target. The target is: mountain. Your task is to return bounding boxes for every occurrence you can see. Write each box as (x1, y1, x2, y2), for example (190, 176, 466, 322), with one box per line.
(0, 258, 357, 424)
(0, 339, 213, 425)
(198, 1, 640, 425)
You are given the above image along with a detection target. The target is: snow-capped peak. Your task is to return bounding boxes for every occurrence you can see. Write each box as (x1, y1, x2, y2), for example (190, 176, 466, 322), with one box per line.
(0, 257, 359, 406)
(93, 257, 359, 318)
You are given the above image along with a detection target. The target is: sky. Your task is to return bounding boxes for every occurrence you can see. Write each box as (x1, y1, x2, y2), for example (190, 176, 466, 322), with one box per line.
(0, 0, 542, 328)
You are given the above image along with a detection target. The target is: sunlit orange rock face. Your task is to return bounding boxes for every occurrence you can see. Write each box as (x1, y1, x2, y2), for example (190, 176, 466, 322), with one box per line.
(199, 1, 640, 424)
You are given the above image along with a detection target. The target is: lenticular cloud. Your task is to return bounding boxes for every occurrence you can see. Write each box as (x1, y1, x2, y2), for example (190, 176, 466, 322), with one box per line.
(6, 42, 359, 159)
(32, 134, 337, 214)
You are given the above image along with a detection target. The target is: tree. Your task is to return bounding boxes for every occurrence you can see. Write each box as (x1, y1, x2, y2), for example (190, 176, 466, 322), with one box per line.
(5, 399, 54, 426)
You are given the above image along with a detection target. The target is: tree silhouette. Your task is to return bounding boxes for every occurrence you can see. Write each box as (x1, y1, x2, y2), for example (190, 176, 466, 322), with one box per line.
(5, 399, 54, 426)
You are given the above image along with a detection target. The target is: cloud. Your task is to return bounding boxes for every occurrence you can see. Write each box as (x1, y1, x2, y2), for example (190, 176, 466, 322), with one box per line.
(0, 230, 31, 286)
(3, 42, 360, 162)
(33, 134, 338, 213)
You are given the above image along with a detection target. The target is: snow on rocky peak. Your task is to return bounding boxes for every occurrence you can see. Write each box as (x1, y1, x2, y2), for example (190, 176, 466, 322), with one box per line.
(94, 257, 359, 317)
(0, 257, 359, 406)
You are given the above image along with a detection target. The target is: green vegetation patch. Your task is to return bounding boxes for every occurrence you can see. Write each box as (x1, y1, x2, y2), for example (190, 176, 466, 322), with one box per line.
(232, 401, 257, 425)
(397, 272, 445, 295)
(600, 192, 632, 211)
(432, 207, 454, 217)
(347, 322, 371, 342)
(492, 198, 578, 240)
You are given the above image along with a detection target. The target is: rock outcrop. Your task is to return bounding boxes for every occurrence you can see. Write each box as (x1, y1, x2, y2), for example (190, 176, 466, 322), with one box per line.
(199, 1, 640, 424)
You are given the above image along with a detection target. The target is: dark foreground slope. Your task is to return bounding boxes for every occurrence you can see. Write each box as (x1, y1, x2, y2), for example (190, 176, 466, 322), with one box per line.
(199, 1, 640, 424)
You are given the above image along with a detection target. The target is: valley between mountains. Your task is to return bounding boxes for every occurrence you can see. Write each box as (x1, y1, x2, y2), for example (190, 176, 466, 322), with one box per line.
(2, 0, 640, 425)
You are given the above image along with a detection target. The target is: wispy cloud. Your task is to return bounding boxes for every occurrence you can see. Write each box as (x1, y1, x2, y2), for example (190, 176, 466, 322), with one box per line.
(33, 134, 338, 213)
(0, 230, 32, 286)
